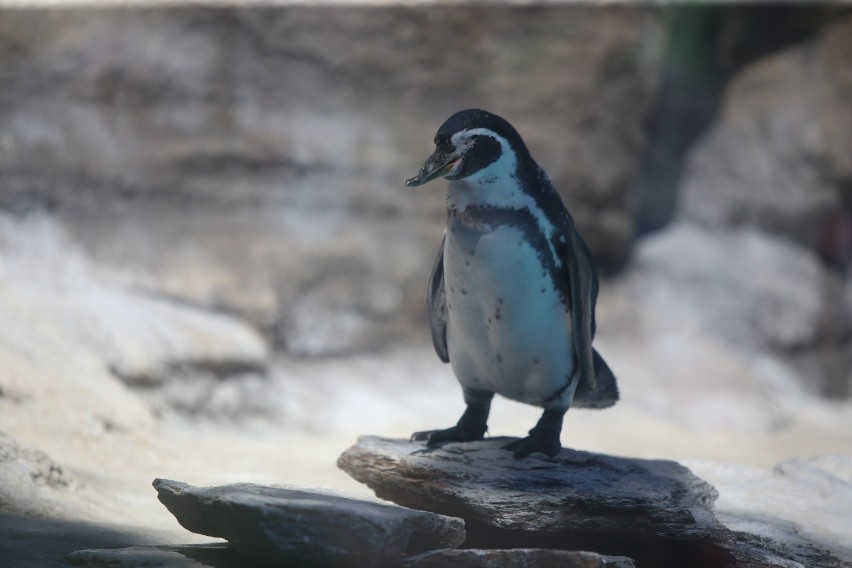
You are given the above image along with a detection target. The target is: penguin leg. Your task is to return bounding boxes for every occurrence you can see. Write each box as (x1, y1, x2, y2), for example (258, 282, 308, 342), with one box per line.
(411, 388, 493, 446)
(502, 408, 565, 459)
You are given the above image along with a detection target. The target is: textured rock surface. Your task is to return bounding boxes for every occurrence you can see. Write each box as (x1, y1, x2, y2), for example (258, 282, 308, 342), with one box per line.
(338, 436, 851, 568)
(338, 436, 722, 539)
(66, 544, 634, 568)
(688, 454, 852, 565)
(680, 15, 852, 259)
(0, 6, 662, 360)
(402, 548, 635, 568)
(0, 431, 116, 521)
(0, 214, 273, 462)
(0, 4, 851, 567)
(604, 222, 852, 402)
(623, 223, 849, 352)
(633, 5, 846, 237)
(154, 479, 465, 567)
(650, 10, 852, 399)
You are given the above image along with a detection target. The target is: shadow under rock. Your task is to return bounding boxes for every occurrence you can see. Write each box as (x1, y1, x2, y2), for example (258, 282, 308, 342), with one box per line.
(0, 512, 193, 568)
(463, 522, 734, 568)
(66, 543, 245, 568)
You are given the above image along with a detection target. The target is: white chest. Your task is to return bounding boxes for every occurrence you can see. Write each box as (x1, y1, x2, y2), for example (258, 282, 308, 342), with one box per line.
(443, 215, 576, 408)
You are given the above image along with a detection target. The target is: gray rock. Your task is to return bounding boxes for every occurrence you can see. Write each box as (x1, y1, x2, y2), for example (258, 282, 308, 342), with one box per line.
(338, 436, 721, 540)
(0, 5, 663, 360)
(670, 11, 852, 396)
(338, 436, 850, 568)
(67, 544, 635, 568)
(0, 212, 274, 463)
(687, 455, 852, 566)
(402, 548, 635, 568)
(614, 223, 852, 398)
(0, 430, 75, 518)
(153, 478, 465, 568)
(627, 224, 847, 353)
(0, 430, 119, 521)
(679, 15, 852, 260)
(67, 543, 241, 568)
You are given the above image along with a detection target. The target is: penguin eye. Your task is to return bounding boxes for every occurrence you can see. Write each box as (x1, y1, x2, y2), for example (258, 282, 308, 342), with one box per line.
(465, 135, 488, 152)
(461, 135, 479, 149)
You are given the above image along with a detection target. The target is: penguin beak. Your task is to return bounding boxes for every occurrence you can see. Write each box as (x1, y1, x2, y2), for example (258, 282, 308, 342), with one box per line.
(405, 147, 460, 187)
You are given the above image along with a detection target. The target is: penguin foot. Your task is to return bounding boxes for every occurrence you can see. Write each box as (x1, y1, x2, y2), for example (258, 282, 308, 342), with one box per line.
(502, 432, 561, 459)
(411, 424, 487, 446)
(502, 408, 565, 459)
(412, 395, 492, 447)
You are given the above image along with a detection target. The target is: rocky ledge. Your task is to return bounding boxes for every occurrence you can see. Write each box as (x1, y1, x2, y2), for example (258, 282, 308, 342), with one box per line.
(337, 436, 850, 568)
(151, 479, 464, 567)
(67, 437, 850, 568)
(68, 478, 629, 568)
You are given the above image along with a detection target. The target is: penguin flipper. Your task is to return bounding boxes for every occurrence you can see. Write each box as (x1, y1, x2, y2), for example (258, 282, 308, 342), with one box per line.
(428, 234, 450, 363)
(559, 217, 599, 392)
(573, 349, 619, 409)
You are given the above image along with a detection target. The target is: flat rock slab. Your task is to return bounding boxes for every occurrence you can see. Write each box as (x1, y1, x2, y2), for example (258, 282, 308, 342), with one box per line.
(153, 478, 465, 568)
(337, 436, 721, 540)
(338, 437, 851, 568)
(403, 548, 635, 568)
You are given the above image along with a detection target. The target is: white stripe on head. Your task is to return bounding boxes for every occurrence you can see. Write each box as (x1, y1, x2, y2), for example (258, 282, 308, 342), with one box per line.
(447, 129, 560, 268)
(449, 128, 517, 187)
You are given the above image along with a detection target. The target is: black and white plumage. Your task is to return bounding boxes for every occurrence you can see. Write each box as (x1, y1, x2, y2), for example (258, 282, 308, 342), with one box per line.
(405, 109, 619, 458)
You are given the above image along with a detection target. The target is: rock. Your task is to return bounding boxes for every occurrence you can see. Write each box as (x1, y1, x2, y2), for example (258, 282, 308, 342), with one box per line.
(687, 454, 852, 565)
(0, 6, 663, 360)
(0, 430, 117, 521)
(670, 12, 852, 396)
(633, 5, 846, 237)
(66, 543, 242, 568)
(153, 478, 465, 568)
(0, 432, 160, 567)
(338, 436, 850, 568)
(601, 222, 852, 403)
(0, 216, 268, 385)
(337, 437, 721, 540)
(0, 430, 75, 518)
(0, 213, 275, 469)
(679, 15, 852, 261)
(66, 544, 635, 568)
(624, 223, 848, 353)
(402, 548, 635, 568)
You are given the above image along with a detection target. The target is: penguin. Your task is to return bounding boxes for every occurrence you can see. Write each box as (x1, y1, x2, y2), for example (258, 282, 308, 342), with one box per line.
(405, 109, 619, 459)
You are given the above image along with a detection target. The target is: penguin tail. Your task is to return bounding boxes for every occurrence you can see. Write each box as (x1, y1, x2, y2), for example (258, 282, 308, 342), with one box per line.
(573, 349, 619, 409)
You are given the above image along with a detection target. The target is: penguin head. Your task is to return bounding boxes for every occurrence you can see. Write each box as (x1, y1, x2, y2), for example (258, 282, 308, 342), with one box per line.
(405, 109, 530, 188)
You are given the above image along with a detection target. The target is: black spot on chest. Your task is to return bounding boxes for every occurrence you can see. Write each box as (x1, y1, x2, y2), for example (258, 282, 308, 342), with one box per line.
(449, 205, 570, 307)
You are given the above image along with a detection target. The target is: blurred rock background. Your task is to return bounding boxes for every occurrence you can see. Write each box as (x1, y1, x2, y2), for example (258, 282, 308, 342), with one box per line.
(0, 3, 851, 566)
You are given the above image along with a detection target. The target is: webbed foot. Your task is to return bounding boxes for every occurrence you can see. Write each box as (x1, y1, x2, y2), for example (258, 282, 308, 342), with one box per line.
(411, 423, 487, 445)
(411, 390, 492, 447)
(502, 431, 561, 458)
(502, 407, 565, 459)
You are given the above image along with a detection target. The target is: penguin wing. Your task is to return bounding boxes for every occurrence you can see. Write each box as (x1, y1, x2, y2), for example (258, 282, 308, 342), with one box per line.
(573, 348, 619, 408)
(558, 217, 599, 391)
(427, 234, 450, 363)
